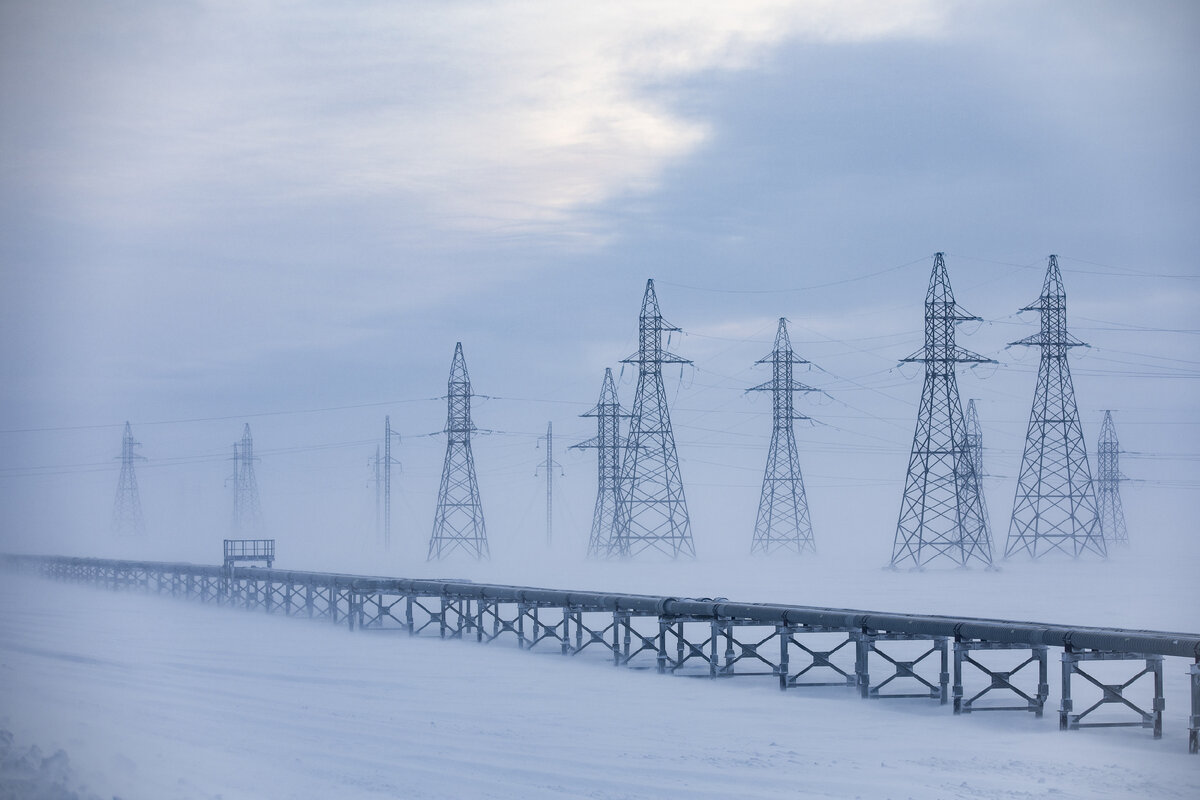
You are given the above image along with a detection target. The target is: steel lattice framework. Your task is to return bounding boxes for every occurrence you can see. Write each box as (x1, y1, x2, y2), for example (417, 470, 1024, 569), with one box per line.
(383, 416, 400, 551)
(1096, 410, 1129, 546)
(962, 399, 994, 553)
(891, 254, 994, 569)
(572, 368, 625, 558)
(535, 422, 563, 547)
(1004, 256, 1105, 560)
(372, 444, 382, 545)
(749, 318, 817, 555)
(428, 342, 489, 561)
(231, 423, 263, 536)
(112, 421, 146, 537)
(613, 280, 695, 559)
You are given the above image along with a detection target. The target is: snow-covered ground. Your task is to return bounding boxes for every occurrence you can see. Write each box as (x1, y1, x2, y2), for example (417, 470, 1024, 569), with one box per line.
(1, 566, 1197, 800)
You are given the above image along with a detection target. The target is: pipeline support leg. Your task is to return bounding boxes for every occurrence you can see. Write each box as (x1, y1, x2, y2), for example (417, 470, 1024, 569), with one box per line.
(1189, 661, 1199, 754)
(1060, 649, 1075, 730)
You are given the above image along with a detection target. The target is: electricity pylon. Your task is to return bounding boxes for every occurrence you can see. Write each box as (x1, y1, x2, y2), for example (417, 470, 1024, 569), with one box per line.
(963, 399, 994, 552)
(371, 445, 382, 545)
(535, 422, 563, 547)
(1096, 410, 1129, 546)
(1005, 256, 1105, 560)
(613, 279, 695, 559)
(112, 421, 146, 537)
(383, 415, 401, 551)
(749, 318, 817, 555)
(571, 368, 625, 558)
(891, 253, 994, 569)
(428, 342, 489, 560)
(231, 423, 263, 536)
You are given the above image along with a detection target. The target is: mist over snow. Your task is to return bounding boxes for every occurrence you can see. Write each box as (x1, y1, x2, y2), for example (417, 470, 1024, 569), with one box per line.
(2, 1, 1198, 798)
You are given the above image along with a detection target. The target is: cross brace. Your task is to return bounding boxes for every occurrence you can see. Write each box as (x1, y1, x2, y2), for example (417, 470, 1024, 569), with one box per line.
(953, 640, 1048, 715)
(1060, 649, 1163, 739)
(856, 632, 949, 702)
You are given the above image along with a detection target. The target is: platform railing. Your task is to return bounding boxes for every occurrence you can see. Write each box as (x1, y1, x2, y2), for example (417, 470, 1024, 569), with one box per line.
(5, 553, 1197, 754)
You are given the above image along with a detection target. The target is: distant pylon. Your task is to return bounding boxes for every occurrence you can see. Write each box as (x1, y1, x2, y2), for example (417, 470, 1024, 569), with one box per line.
(372, 444, 382, 545)
(535, 422, 563, 547)
(231, 423, 263, 535)
(891, 253, 994, 569)
(1004, 256, 1105, 559)
(1096, 410, 1129, 546)
(613, 279, 695, 559)
(111, 421, 146, 537)
(428, 342, 489, 560)
(571, 368, 625, 558)
(383, 416, 401, 552)
(749, 318, 817, 555)
(963, 399, 994, 552)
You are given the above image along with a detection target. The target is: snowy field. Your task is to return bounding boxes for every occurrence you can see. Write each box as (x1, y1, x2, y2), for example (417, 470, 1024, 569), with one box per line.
(1, 560, 1197, 800)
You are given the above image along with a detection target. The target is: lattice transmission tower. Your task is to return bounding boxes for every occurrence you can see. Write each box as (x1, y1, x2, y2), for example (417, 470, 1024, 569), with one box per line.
(1004, 255, 1105, 559)
(112, 421, 146, 537)
(571, 368, 625, 558)
(749, 318, 817, 555)
(535, 422, 563, 547)
(371, 445, 382, 544)
(1096, 410, 1129, 546)
(231, 423, 263, 535)
(613, 279, 695, 559)
(891, 253, 994, 569)
(963, 399, 994, 552)
(383, 415, 401, 551)
(428, 342, 489, 560)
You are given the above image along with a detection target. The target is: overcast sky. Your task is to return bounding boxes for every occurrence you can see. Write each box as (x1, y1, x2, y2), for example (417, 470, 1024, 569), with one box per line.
(2, 1, 1197, 570)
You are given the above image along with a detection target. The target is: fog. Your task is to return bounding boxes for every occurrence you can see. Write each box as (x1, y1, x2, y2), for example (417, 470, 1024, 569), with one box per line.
(2, 0, 1197, 605)
(3, 5, 1199, 797)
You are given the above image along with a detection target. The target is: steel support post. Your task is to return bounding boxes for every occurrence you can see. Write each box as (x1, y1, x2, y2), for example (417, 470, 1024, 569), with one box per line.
(1189, 660, 1199, 754)
(657, 617, 669, 674)
(855, 630, 870, 698)
(721, 621, 736, 677)
(561, 607, 571, 655)
(941, 636, 950, 704)
(779, 625, 790, 690)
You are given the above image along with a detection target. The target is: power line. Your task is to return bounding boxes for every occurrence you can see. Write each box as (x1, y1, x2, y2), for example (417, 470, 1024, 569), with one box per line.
(658, 255, 931, 295)
(0, 396, 442, 435)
